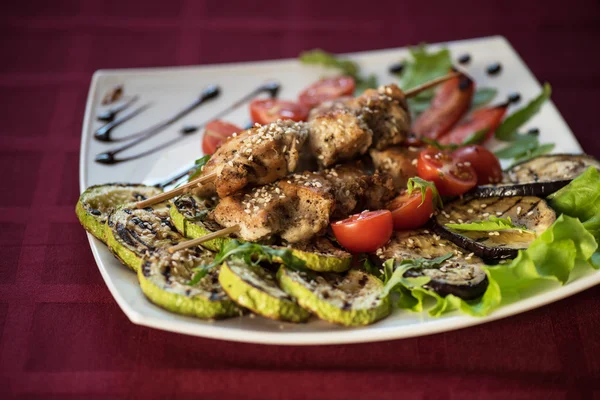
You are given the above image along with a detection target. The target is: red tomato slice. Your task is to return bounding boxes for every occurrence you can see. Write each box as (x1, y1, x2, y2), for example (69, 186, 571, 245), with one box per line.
(298, 76, 356, 108)
(413, 72, 475, 140)
(388, 187, 434, 230)
(331, 210, 393, 253)
(249, 99, 309, 125)
(417, 148, 477, 196)
(438, 104, 508, 145)
(452, 145, 503, 185)
(202, 120, 242, 155)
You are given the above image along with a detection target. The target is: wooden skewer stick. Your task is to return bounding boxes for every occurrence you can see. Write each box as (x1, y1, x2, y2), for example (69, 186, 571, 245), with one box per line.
(168, 225, 240, 253)
(404, 71, 461, 98)
(135, 172, 217, 209)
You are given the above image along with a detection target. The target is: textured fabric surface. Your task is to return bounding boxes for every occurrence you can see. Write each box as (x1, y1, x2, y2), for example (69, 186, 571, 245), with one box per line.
(1, 0, 599, 398)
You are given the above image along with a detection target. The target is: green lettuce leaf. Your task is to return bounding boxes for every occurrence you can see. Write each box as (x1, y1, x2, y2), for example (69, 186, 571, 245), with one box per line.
(548, 166, 600, 223)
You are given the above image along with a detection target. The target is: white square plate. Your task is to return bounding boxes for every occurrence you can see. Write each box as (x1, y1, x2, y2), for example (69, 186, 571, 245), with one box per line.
(80, 35, 598, 345)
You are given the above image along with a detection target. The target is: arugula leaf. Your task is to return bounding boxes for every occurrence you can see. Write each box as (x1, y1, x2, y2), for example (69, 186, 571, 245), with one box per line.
(189, 240, 308, 285)
(420, 137, 459, 151)
(406, 177, 443, 208)
(494, 134, 539, 159)
(462, 128, 489, 146)
(361, 255, 384, 280)
(495, 83, 552, 140)
(299, 49, 378, 92)
(399, 46, 452, 92)
(188, 155, 211, 181)
(446, 216, 531, 233)
(382, 253, 453, 295)
(510, 143, 555, 166)
(299, 49, 359, 76)
(397, 45, 452, 116)
(471, 87, 498, 110)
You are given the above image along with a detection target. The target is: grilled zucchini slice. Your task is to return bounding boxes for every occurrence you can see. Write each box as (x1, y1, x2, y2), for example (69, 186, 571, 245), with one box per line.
(375, 230, 489, 300)
(277, 268, 390, 326)
(169, 194, 229, 252)
(138, 248, 239, 319)
(105, 203, 183, 272)
(432, 196, 556, 261)
(471, 154, 600, 198)
(219, 259, 311, 322)
(76, 183, 161, 242)
(275, 237, 352, 272)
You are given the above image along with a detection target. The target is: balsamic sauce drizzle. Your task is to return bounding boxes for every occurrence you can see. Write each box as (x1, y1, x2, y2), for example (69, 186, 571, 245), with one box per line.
(95, 81, 280, 165)
(97, 95, 139, 123)
(94, 103, 152, 142)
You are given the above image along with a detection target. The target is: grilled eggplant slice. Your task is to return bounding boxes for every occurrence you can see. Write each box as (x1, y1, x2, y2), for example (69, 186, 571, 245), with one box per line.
(375, 230, 489, 300)
(432, 196, 556, 261)
(105, 203, 183, 272)
(275, 237, 352, 272)
(169, 194, 228, 252)
(471, 154, 600, 198)
(76, 183, 162, 242)
(277, 268, 390, 326)
(139, 248, 239, 319)
(219, 259, 311, 322)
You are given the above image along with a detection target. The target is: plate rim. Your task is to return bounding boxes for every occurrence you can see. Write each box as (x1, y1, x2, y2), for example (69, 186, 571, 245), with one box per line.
(79, 35, 598, 345)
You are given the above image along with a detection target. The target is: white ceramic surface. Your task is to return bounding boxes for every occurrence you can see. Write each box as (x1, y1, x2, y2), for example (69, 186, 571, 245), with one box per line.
(80, 35, 598, 345)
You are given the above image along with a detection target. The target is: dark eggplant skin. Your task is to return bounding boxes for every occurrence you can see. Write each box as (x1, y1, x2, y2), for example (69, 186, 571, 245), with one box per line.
(372, 230, 489, 300)
(404, 267, 488, 300)
(430, 222, 519, 262)
(469, 154, 600, 198)
(469, 180, 572, 199)
(432, 196, 556, 262)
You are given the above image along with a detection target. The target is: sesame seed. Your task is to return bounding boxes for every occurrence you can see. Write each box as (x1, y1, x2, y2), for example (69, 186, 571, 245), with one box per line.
(480, 204, 487, 209)
(527, 211, 534, 216)
(496, 211, 503, 216)
(467, 209, 474, 214)
(483, 212, 490, 217)
(516, 206, 522, 215)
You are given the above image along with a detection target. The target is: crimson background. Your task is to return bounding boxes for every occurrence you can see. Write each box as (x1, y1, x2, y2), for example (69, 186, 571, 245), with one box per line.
(1, 1, 599, 399)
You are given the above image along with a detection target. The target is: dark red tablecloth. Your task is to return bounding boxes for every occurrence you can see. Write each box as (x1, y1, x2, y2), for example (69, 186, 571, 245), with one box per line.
(1, 1, 599, 398)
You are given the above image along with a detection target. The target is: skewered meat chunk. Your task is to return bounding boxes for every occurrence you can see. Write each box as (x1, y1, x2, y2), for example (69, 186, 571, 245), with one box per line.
(212, 173, 335, 243)
(354, 84, 411, 150)
(198, 120, 309, 198)
(308, 101, 372, 168)
(369, 146, 420, 190)
(212, 164, 395, 243)
(323, 163, 395, 218)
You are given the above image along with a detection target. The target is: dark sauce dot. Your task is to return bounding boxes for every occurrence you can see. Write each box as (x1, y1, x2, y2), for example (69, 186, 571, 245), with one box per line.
(458, 76, 473, 91)
(486, 62, 502, 76)
(527, 127, 540, 136)
(458, 53, 471, 64)
(507, 92, 521, 104)
(181, 125, 198, 134)
(388, 62, 405, 74)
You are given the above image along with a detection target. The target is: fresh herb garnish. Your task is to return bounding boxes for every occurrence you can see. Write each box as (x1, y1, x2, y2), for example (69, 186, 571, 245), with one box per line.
(406, 177, 443, 208)
(361, 255, 384, 280)
(188, 155, 211, 182)
(471, 87, 498, 110)
(421, 128, 488, 151)
(299, 49, 378, 93)
(461, 128, 489, 146)
(189, 240, 308, 285)
(445, 216, 532, 233)
(395, 45, 452, 117)
(495, 83, 552, 141)
(493, 84, 554, 165)
(382, 253, 453, 295)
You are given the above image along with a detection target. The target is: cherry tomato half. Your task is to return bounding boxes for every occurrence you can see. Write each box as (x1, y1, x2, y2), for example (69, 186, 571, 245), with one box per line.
(417, 148, 477, 196)
(413, 72, 475, 140)
(438, 104, 508, 145)
(298, 76, 356, 108)
(388, 187, 434, 230)
(249, 99, 309, 125)
(452, 145, 503, 185)
(202, 120, 242, 155)
(331, 210, 393, 253)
